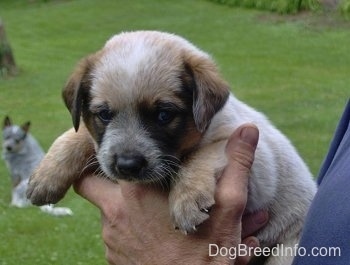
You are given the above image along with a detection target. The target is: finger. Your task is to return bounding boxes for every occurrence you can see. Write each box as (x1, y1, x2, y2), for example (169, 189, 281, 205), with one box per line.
(73, 175, 122, 209)
(215, 124, 259, 218)
(118, 181, 150, 202)
(241, 210, 269, 238)
(223, 123, 259, 187)
(117, 181, 171, 228)
(118, 181, 168, 207)
(235, 237, 260, 265)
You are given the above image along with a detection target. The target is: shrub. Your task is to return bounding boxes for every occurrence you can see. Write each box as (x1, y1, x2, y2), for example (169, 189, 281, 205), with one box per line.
(209, 0, 350, 16)
(340, 0, 350, 17)
(209, 0, 306, 13)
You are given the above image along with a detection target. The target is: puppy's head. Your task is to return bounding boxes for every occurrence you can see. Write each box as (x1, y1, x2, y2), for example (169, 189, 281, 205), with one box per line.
(62, 31, 229, 183)
(2, 116, 31, 154)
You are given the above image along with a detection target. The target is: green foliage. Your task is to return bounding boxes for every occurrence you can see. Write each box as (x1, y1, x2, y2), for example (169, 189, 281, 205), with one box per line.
(0, 0, 349, 264)
(340, 0, 350, 17)
(210, 0, 350, 15)
(211, 0, 306, 13)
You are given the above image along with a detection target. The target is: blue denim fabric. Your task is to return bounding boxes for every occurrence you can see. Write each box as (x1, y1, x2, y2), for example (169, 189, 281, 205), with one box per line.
(292, 99, 350, 264)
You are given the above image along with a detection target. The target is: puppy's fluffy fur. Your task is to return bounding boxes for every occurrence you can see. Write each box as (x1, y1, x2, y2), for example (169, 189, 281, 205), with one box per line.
(27, 31, 316, 264)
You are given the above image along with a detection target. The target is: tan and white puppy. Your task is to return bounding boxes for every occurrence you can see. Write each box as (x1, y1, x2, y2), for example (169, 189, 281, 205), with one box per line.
(27, 31, 316, 264)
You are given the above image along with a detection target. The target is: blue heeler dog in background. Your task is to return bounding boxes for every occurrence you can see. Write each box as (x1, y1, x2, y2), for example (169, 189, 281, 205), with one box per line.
(2, 116, 72, 216)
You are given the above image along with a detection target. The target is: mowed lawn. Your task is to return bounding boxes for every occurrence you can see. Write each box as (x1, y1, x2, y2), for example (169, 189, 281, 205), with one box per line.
(0, 0, 349, 264)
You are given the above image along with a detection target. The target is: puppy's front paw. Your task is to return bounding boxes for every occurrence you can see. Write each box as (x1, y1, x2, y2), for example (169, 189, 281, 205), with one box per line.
(169, 186, 215, 234)
(27, 169, 71, 206)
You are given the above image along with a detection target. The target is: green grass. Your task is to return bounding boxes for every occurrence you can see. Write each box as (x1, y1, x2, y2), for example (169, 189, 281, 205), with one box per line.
(0, 0, 349, 264)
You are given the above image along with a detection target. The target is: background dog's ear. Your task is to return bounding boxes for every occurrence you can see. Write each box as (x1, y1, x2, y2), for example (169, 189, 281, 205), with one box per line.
(62, 54, 96, 132)
(3, 116, 12, 128)
(184, 54, 230, 132)
(21, 121, 31, 133)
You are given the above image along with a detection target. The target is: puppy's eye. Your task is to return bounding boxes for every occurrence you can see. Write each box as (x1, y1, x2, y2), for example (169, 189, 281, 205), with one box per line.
(157, 110, 175, 125)
(98, 109, 113, 124)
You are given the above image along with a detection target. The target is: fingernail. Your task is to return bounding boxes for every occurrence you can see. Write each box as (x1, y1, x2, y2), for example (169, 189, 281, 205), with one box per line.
(246, 238, 259, 248)
(240, 125, 259, 147)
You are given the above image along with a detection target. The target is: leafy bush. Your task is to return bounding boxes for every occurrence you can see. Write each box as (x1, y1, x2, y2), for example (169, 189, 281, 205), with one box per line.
(210, 0, 306, 13)
(340, 0, 350, 17)
(209, 0, 350, 15)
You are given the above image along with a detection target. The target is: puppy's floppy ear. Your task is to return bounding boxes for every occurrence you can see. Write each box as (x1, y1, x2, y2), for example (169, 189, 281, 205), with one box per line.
(62, 54, 96, 132)
(3, 116, 12, 128)
(184, 54, 230, 132)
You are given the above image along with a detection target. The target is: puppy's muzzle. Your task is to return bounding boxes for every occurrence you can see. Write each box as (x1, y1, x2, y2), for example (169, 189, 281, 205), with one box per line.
(116, 152, 148, 177)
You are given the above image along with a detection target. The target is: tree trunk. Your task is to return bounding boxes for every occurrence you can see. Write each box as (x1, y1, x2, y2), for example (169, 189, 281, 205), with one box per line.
(0, 19, 18, 76)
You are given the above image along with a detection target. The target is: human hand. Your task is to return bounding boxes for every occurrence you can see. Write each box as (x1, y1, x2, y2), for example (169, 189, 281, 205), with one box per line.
(74, 124, 267, 264)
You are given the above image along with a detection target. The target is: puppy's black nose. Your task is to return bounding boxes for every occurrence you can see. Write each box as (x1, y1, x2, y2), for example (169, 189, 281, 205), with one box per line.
(116, 154, 147, 176)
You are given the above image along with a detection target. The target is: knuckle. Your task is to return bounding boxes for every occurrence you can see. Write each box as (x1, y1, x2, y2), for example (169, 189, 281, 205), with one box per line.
(216, 188, 248, 217)
(229, 147, 255, 171)
(102, 204, 126, 228)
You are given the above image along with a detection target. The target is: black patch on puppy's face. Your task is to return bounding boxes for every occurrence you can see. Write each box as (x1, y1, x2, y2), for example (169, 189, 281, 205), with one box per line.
(137, 71, 197, 160)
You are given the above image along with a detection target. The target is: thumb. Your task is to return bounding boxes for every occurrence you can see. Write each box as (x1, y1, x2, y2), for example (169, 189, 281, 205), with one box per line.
(215, 124, 259, 218)
(225, 123, 259, 177)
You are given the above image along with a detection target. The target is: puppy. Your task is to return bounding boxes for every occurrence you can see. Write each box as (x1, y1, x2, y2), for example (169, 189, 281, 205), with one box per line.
(2, 116, 73, 216)
(27, 31, 316, 264)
